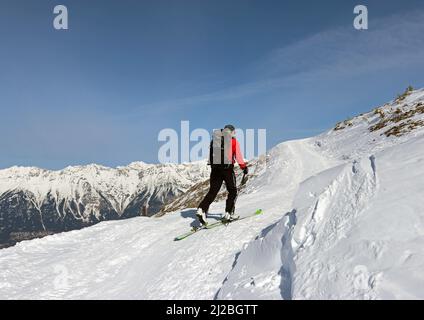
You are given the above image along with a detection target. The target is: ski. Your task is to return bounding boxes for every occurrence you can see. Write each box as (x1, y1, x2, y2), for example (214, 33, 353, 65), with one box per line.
(174, 224, 208, 241)
(174, 209, 263, 241)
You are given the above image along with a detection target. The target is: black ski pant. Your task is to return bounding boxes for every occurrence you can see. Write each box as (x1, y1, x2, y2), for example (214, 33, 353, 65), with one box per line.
(198, 166, 237, 214)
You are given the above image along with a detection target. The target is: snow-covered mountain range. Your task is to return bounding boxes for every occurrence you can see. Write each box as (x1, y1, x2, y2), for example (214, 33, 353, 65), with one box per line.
(0, 161, 209, 246)
(1, 87, 424, 299)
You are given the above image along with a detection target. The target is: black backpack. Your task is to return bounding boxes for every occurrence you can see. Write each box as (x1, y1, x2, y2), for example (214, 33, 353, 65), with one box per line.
(209, 129, 233, 168)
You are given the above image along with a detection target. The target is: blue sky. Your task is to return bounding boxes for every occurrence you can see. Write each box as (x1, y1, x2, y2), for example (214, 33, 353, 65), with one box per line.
(1, 0, 424, 169)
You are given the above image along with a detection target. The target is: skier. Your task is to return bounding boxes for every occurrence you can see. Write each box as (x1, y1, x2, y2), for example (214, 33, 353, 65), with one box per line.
(196, 125, 248, 226)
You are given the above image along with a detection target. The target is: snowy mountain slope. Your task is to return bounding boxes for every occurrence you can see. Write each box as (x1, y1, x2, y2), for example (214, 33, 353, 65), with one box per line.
(1, 88, 424, 299)
(0, 161, 209, 246)
(315, 87, 424, 161)
(218, 89, 424, 300)
(219, 134, 424, 300)
(292, 135, 424, 299)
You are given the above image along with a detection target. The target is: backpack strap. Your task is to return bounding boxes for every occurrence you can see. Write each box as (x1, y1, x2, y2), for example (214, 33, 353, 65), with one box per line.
(221, 134, 225, 166)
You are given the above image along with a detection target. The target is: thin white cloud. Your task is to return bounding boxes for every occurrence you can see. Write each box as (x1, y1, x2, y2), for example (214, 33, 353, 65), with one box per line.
(128, 9, 424, 117)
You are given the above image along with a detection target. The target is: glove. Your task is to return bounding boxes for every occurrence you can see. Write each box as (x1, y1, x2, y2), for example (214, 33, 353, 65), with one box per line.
(243, 166, 249, 175)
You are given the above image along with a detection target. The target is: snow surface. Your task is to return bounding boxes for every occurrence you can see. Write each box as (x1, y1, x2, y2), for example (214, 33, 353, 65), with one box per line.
(1, 89, 424, 299)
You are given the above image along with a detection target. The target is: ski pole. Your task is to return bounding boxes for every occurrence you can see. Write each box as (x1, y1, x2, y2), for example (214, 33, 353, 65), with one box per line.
(232, 172, 248, 215)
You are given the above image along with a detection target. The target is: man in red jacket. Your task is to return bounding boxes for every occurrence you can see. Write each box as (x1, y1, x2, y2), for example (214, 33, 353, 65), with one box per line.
(197, 125, 248, 226)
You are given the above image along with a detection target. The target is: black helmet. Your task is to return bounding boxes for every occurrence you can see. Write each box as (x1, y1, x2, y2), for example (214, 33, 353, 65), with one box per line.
(224, 124, 235, 132)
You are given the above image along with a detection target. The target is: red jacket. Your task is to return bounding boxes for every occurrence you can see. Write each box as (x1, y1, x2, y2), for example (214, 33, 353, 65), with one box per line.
(230, 138, 247, 169)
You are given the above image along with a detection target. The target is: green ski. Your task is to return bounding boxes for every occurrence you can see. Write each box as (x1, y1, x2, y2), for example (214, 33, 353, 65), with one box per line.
(174, 225, 208, 241)
(174, 209, 263, 241)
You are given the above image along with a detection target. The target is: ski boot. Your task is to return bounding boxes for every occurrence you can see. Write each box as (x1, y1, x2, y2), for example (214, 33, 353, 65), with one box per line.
(222, 211, 240, 224)
(196, 208, 208, 226)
